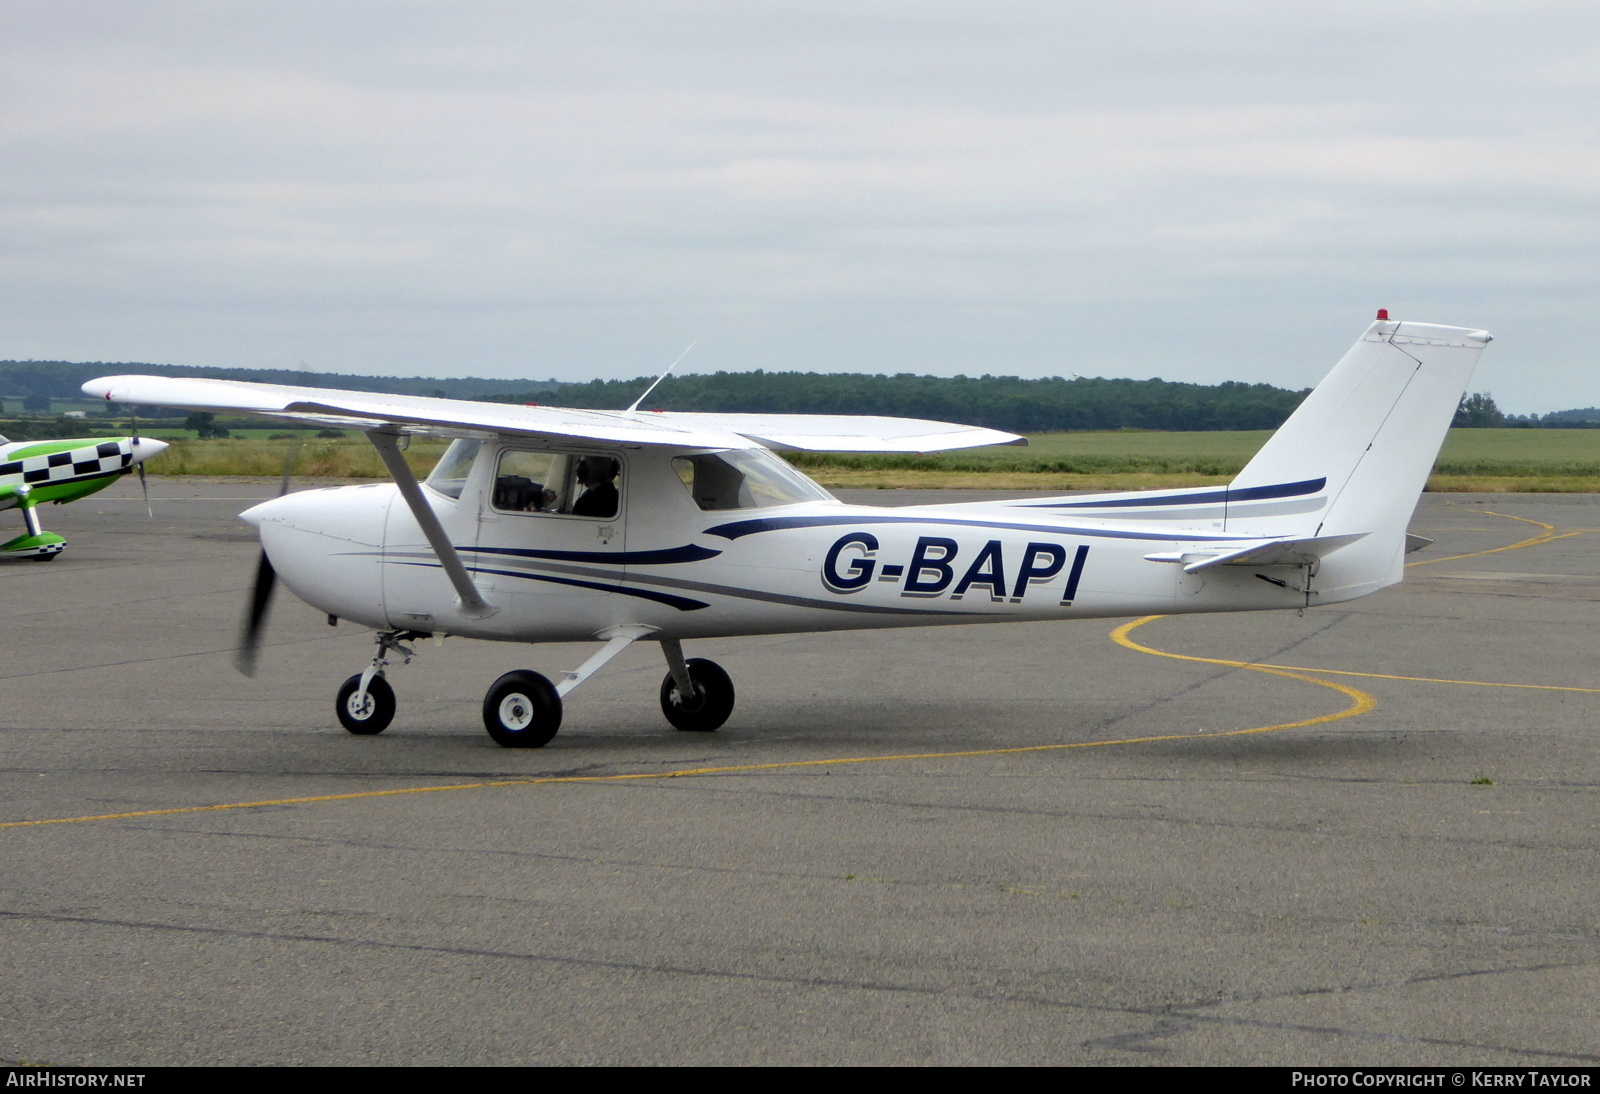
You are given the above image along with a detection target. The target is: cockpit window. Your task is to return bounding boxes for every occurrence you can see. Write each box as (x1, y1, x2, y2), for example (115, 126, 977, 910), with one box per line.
(672, 449, 833, 511)
(490, 449, 622, 519)
(493, 450, 563, 512)
(425, 439, 483, 499)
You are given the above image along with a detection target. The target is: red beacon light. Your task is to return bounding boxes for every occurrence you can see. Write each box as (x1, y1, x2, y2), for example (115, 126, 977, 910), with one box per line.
(1376, 308, 1389, 320)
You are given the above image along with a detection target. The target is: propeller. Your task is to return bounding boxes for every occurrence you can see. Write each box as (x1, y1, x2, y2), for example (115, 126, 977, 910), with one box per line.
(234, 438, 301, 677)
(235, 550, 277, 677)
(130, 410, 152, 519)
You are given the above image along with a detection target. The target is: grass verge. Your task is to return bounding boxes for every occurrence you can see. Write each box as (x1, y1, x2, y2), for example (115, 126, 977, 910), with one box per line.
(137, 434, 1600, 493)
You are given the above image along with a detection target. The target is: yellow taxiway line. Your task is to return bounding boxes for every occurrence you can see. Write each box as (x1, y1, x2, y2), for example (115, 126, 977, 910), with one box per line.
(3, 615, 1372, 831)
(3, 507, 1582, 831)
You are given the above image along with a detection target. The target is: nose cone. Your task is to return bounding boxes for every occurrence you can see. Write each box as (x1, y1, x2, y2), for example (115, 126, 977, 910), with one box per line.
(233, 484, 394, 631)
(238, 484, 393, 544)
(130, 437, 169, 463)
(239, 492, 290, 529)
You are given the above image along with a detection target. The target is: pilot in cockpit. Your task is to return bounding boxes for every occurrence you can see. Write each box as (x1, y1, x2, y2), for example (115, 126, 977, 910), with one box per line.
(571, 457, 619, 518)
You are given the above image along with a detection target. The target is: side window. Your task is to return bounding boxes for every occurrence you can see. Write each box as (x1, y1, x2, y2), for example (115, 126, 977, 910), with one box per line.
(672, 450, 832, 511)
(492, 450, 622, 519)
(493, 451, 565, 512)
(673, 453, 749, 511)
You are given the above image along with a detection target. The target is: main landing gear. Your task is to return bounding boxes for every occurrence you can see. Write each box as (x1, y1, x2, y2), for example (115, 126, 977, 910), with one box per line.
(333, 628, 734, 747)
(659, 656, 734, 733)
(483, 670, 562, 748)
(2, 491, 66, 561)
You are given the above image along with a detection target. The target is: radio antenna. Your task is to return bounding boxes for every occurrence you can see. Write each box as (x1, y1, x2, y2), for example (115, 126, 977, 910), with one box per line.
(625, 340, 697, 413)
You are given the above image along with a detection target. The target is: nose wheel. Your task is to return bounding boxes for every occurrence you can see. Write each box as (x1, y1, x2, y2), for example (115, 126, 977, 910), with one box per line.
(336, 673, 395, 735)
(483, 670, 562, 748)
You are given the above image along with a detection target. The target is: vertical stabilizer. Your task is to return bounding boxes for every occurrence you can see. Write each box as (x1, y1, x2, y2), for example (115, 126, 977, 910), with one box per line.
(1226, 317, 1491, 598)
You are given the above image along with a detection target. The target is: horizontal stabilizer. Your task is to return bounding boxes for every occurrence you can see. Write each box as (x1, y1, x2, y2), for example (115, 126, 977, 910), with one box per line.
(1405, 533, 1435, 555)
(1144, 531, 1368, 573)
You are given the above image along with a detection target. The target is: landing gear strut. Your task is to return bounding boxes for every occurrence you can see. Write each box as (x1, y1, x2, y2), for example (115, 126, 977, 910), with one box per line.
(2, 488, 66, 561)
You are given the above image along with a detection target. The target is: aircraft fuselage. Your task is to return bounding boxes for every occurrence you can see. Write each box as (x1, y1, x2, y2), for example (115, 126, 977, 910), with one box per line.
(245, 440, 1360, 645)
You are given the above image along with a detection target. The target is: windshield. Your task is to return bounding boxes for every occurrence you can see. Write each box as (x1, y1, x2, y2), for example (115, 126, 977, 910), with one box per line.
(672, 449, 834, 511)
(424, 439, 483, 499)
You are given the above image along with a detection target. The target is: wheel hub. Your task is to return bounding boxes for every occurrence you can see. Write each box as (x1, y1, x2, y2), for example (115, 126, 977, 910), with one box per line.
(499, 694, 533, 730)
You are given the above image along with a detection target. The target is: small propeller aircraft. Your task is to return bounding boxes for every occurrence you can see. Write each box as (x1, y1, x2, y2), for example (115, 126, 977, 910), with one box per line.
(83, 314, 1489, 747)
(0, 432, 168, 559)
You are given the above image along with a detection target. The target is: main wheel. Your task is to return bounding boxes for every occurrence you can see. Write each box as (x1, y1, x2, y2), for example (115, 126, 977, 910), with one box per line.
(659, 658, 734, 732)
(483, 670, 562, 748)
(336, 674, 395, 735)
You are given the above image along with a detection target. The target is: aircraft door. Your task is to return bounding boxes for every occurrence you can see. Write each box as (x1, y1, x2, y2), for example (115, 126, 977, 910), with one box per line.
(474, 446, 629, 638)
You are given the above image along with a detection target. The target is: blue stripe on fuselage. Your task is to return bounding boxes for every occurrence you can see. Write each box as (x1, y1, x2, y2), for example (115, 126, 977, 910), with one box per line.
(468, 544, 721, 565)
(1016, 477, 1327, 510)
(703, 513, 1256, 543)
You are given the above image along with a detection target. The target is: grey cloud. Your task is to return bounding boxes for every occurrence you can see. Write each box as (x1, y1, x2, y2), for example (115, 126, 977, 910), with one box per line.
(0, 2, 1594, 411)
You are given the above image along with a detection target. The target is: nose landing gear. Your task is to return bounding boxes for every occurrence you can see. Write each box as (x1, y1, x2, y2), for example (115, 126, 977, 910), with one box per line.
(334, 629, 424, 736)
(337, 674, 395, 734)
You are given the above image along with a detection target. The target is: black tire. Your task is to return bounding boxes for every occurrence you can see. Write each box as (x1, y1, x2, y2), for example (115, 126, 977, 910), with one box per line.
(483, 670, 562, 748)
(28, 553, 58, 562)
(336, 674, 395, 735)
(659, 658, 734, 732)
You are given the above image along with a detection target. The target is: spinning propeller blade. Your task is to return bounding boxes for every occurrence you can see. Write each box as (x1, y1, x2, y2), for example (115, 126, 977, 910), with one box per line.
(234, 549, 276, 677)
(234, 440, 300, 677)
(130, 411, 152, 519)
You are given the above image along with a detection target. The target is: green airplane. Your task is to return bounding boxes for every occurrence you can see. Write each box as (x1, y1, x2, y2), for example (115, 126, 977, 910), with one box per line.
(0, 433, 168, 560)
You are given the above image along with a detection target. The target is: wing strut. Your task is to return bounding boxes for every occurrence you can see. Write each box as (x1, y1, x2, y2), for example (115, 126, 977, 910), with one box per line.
(366, 428, 497, 619)
(556, 624, 658, 698)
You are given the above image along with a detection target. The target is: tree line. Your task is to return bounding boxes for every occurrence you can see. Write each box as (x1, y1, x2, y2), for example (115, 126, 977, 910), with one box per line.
(0, 358, 1570, 435)
(0, 360, 563, 403)
(493, 371, 1312, 433)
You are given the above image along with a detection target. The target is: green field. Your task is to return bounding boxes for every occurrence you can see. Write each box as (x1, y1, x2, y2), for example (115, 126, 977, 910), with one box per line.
(118, 428, 1600, 492)
(806, 428, 1600, 469)
(789, 429, 1600, 488)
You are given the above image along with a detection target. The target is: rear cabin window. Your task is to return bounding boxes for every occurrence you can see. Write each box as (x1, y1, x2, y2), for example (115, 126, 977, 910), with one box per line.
(672, 450, 833, 511)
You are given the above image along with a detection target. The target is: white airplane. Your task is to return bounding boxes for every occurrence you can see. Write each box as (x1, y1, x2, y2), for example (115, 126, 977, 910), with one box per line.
(0, 432, 169, 559)
(83, 314, 1490, 747)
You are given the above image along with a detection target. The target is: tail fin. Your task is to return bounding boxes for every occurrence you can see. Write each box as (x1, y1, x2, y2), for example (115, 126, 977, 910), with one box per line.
(1225, 316, 1491, 598)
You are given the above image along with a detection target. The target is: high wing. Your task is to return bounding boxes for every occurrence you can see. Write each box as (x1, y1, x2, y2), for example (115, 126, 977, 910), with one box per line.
(656, 413, 1025, 453)
(80, 376, 1024, 453)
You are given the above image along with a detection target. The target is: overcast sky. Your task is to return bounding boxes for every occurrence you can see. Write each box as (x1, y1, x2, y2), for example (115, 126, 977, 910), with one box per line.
(1, 2, 1595, 411)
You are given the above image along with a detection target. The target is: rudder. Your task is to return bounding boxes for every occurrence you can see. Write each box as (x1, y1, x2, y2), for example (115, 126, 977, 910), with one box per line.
(1226, 316, 1491, 598)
